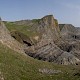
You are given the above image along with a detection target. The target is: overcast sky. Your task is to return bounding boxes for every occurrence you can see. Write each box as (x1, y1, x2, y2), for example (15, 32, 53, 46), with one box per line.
(0, 0, 80, 27)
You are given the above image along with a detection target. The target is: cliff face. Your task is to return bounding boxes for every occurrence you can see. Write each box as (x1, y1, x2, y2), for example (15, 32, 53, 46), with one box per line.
(58, 24, 80, 61)
(23, 15, 80, 65)
(39, 15, 60, 42)
(0, 18, 25, 54)
(59, 24, 77, 39)
(14, 15, 60, 43)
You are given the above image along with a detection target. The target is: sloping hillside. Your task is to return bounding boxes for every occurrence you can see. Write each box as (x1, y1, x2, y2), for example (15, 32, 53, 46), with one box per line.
(0, 42, 80, 80)
(0, 15, 80, 80)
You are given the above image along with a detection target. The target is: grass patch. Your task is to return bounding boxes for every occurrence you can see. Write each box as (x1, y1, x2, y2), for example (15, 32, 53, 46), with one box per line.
(5, 22, 38, 37)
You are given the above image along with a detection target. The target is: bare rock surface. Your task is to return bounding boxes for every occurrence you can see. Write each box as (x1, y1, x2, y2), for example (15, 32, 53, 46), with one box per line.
(0, 71, 4, 80)
(39, 68, 62, 74)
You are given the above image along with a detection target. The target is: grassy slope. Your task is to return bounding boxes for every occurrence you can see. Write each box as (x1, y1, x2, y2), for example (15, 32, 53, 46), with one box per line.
(5, 22, 38, 38)
(0, 43, 80, 80)
(5, 22, 40, 43)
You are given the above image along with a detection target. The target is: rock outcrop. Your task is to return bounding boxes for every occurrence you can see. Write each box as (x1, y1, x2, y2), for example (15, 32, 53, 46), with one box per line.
(59, 24, 77, 39)
(0, 71, 4, 80)
(24, 15, 80, 65)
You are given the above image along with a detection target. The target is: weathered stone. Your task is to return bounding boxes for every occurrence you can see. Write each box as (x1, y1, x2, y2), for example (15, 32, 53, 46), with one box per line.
(39, 68, 62, 74)
(0, 71, 4, 80)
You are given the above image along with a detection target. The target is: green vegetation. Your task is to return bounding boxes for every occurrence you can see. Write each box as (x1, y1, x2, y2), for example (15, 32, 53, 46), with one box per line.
(32, 19, 40, 23)
(0, 43, 80, 80)
(5, 22, 38, 38)
(5, 21, 40, 43)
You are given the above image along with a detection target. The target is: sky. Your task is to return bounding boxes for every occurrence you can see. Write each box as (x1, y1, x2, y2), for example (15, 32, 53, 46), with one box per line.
(0, 0, 80, 27)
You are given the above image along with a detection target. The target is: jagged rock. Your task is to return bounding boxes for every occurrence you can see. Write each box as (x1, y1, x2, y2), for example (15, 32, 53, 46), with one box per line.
(59, 24, 77, 40)
(55, 52, 80, 65)
(37, 15, 60, 42)
(59, 24, 80, 60)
